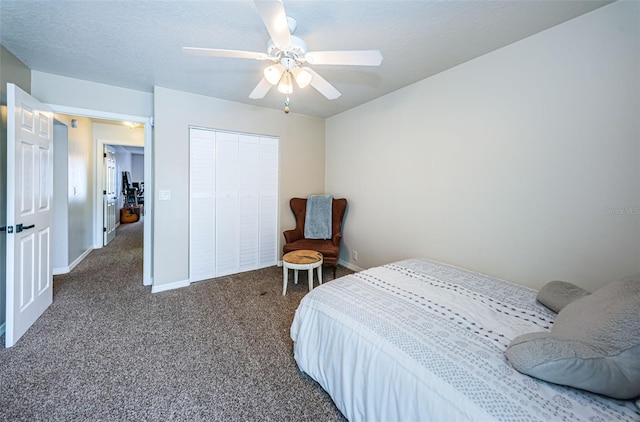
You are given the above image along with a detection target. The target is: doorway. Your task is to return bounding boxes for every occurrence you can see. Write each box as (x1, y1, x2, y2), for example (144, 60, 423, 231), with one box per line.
(102, 142, 144, 244)
(49, 106, 153, 287)
(94, 121, 151, 286)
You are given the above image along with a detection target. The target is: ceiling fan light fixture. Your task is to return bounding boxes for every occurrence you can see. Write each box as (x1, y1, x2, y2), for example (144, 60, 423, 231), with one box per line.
(293, 67, 313, 88)
(277, 71, 294, 94)
(280, 56, 296, 71)
(264, 64, 283, 85)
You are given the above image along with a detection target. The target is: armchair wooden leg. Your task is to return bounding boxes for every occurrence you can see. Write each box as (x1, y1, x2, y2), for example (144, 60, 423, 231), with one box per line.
(333, 264, 337, 279)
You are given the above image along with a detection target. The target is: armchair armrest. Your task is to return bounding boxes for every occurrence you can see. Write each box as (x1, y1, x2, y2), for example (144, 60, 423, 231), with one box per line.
(284, 229, 304, 244)
(332, 232, 342, 246)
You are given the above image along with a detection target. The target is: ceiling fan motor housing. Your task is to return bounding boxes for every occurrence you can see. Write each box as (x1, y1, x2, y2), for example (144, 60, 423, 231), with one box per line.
(267, 35, 308, 64)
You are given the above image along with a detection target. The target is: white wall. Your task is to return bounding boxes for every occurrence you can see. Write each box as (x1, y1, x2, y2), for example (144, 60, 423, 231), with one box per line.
(53, 114, 95, 268)
(31, 71, 153, 118)
(153, 86, 325, 288)
(52, 121, 69, 271)
(326, 1, 640, 292)
(93, 122, 145, 146)
(131, 154, 144, 184)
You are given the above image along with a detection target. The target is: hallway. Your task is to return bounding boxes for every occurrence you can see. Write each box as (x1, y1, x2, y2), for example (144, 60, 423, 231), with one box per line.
(56, 218, 145, 294)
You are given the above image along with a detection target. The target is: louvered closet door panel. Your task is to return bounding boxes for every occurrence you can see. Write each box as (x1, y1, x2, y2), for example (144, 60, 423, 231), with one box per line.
(238, 135, 260, 271)
(259, 137, 279, 267)
(215, 131, 240, 277)
(189, 129, 216, 282)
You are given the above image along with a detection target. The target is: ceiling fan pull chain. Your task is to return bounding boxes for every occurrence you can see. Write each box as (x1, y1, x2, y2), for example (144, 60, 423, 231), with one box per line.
(284, 96, 291, 114)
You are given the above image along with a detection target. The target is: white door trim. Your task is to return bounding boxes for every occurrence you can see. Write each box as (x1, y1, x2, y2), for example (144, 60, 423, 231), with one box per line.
(44, 104, 153, 287)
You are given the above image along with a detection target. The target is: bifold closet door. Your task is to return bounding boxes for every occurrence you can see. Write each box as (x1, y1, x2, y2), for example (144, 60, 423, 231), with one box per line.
(189, 128, 216, 283)
(189, 128, 278, 282)
(238, 135, 260, 272)
(215, 131, 240, 277)
(259, 137, 278, 268)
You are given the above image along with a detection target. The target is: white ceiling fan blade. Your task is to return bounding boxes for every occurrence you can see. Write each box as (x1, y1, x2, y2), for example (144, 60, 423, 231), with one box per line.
(249, 77, 273, 99)
(182, 47, 269, 60)
(254, 0, 292, 49)
(305, 50, 383, 66)
(305, 68, 341, 100)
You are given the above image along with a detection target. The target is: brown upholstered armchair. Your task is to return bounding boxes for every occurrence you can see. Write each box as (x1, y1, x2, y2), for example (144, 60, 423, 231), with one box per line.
(283, 197, 347, 278)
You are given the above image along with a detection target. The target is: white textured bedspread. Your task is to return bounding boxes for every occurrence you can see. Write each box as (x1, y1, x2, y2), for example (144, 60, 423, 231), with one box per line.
(290, 258, 640, 422)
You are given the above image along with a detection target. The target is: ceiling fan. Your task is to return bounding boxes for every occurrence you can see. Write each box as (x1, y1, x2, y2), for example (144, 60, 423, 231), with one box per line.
(183, 0, 383, 104)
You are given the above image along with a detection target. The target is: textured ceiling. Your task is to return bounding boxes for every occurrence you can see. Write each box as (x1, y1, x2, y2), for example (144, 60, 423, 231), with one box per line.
(0, 0, 610, 118)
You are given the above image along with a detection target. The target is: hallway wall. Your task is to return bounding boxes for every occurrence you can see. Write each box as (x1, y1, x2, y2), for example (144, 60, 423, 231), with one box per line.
(54, 114, 94, 268)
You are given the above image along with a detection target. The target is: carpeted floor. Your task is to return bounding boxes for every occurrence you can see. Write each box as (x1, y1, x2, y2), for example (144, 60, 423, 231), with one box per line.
(0, 220, 350, 421)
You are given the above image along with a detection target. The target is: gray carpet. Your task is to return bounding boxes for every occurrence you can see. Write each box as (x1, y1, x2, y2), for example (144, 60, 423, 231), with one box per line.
(0, 220, 350, 421)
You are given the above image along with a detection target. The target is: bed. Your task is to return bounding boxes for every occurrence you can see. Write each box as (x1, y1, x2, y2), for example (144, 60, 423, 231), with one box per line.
(290, 258, 640, 421)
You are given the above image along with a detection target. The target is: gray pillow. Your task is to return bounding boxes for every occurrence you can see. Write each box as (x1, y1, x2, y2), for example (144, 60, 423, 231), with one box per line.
(505, 274, 640, 400)
(536, 280, 591, 313)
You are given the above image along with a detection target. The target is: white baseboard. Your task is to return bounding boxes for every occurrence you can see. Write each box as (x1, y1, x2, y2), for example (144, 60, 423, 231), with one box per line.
(70, 248, 93, 271)
(52, 267, 68, 276)
(339, 259, 364, 272)
(151, 279, 190, 293)
(51, 267, 71, 275)
(280, 259, 363, 273)
(52, 247, 93, 275)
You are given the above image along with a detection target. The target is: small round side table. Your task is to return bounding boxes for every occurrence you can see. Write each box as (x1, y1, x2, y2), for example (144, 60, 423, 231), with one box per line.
(282, 250, 323, 295)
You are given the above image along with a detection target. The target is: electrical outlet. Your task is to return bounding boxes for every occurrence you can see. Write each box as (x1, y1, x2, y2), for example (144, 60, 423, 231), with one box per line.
(352, 250, 358, 261)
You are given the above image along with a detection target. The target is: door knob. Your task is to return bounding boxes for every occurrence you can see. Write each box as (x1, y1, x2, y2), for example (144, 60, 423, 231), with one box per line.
(16, 224, 35, 233)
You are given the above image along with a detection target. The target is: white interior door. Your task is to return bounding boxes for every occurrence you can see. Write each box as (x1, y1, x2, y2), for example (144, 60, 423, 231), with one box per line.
(103, 146, 117, 245)
(5, 83, 54, 347)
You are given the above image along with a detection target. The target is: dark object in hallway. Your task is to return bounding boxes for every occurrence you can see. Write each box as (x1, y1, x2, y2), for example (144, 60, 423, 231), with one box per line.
(120, 206, 140, 223)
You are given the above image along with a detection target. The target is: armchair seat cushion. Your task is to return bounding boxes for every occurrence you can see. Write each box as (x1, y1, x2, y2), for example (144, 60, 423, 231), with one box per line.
(283, 239, 340, 265)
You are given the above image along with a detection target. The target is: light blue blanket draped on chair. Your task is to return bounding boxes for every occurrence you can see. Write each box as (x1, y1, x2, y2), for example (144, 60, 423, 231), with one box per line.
(304, 195, 333, 239)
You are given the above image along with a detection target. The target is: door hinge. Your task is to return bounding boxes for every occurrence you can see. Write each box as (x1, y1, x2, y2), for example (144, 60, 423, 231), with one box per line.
(104, 153, 107, 158)
(103, 190, 107, 195)
(103, 227, 107, 232)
